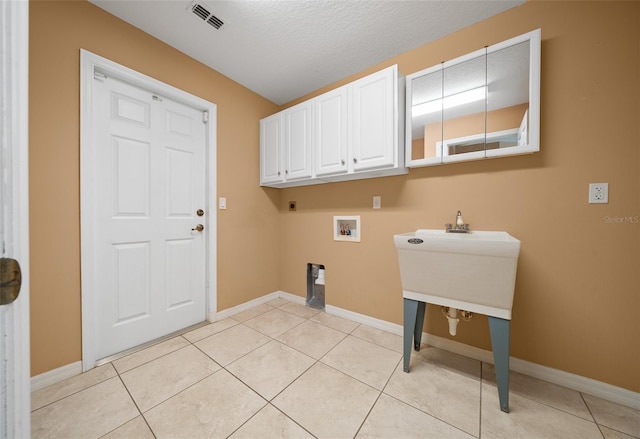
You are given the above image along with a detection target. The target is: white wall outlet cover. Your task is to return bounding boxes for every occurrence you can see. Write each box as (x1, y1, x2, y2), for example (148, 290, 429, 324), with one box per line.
(588, 183, 608, 204)
(373, 196, 381, 209)
(219, 197, 227, 209)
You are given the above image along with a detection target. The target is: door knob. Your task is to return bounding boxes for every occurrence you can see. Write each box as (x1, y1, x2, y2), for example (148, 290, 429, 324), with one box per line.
(191, 224, 204, 232)
(196, 209, 204, 217)
(0, 257, 22, 305)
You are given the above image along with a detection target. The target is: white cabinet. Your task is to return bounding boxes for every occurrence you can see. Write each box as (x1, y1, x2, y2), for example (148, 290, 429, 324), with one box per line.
(351, 66, 397, 171)
(405, 29, 540, 168)
(260, 65, 405, 188)
(284, 102, 313, 181)
(260, 113, 282, 184)
(260, 101, 312, 185)
(314, 86, 348, 177)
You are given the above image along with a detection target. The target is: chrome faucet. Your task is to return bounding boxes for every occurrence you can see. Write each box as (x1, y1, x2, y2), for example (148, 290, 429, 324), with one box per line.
(446, 211, 470, 233)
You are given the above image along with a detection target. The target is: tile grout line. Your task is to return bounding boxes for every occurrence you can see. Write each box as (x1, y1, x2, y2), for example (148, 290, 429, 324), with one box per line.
(217, 302, 391, 438)
(351, 354, 406, 437)
(111, 367, 156, 439)
(30, 366, 118, 413)
(147, 302, 392, 437)
(195, 301, 319, 436)
(211, 302, 323, 438)
(579, 392, 607, 439)
(112, 336, 192, 375)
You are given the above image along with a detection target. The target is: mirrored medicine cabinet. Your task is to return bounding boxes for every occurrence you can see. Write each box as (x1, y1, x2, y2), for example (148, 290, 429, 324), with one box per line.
(405, 29, 541, 167)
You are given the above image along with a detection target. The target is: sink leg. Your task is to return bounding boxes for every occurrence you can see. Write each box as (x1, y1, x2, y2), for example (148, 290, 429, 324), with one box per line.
(402, 299, 425, 372)
(414, 301, 426, 351)
(488, 316, 510, 413)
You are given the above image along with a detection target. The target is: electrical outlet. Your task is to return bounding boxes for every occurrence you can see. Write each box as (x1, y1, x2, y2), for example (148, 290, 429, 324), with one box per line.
(373, 196, 381, 209)
(588, 183, 608, 204)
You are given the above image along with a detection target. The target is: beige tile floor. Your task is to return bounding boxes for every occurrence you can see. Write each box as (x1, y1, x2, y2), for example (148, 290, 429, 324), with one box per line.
(31, 297, 640, 439)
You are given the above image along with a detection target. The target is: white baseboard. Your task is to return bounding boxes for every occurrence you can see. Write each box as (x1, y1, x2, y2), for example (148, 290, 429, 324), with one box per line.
(213, 291, 281, 321)
(325, 303, 405, 335)
(31, 361, 82, 392)
(33, 291, 639, 410)
(508, 357, 640, 411)
(277, 291, 306, 305)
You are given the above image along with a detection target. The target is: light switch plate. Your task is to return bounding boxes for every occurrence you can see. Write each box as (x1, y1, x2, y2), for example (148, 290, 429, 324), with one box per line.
(219, 197, 227, 209)
(373, 196, 381, 209)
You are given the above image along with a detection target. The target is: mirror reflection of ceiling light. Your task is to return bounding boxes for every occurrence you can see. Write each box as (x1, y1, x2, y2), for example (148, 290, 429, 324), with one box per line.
(412, 86, 486, 118)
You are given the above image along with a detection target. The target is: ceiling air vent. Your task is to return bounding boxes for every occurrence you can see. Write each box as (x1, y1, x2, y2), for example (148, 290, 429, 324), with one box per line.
(191, 2, 224, 30)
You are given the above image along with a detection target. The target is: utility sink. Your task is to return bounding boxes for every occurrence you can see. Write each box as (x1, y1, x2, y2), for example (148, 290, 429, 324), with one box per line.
(395, 228, 521, 413)
(394, 229, 520, 319)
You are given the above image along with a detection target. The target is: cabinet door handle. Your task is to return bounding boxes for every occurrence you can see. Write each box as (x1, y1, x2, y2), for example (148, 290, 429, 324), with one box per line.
(277, 171, 281, 176)
(353, 158, 358, 163)
(285, 169, 288, 174)
(341, 159, 345, 166)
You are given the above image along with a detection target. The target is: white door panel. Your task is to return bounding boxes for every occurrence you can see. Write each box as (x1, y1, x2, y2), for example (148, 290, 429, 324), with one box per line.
(114, 136, 150, 216)
(113, 242, 150, 324)
(92, 74, 205, 361)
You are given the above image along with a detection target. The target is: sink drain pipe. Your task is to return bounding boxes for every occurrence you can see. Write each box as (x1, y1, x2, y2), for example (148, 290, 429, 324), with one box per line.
(444, 307, 460, 335)
(442, 307, 473, 336)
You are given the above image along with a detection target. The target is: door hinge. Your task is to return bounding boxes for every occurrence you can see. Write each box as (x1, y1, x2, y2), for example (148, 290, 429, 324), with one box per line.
(202, 111, 209, 123)
(93, 70, 107, 81)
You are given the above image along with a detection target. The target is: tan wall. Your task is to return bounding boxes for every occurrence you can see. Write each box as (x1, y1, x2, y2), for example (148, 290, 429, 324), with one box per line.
(278, 1, 640, 392)
(29, 0, 639, 394)
(29, 0, 280, 375)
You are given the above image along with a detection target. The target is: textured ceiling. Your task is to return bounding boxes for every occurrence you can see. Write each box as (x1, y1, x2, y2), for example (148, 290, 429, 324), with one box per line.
(89, 0, 524, 105)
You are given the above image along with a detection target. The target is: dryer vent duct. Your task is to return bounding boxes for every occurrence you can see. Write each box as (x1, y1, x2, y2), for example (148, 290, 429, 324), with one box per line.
(190, 2, 224, 30)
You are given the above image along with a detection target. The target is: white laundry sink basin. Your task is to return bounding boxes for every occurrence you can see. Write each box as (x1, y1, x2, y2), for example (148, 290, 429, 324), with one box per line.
(394, 229, 520, 319)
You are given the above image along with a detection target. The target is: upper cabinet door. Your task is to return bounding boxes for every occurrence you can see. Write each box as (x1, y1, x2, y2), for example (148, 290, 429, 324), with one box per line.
(314, 86, 348, 177)
(351, 66, 397, 171)
(284, 101, 313, 181)
(260, 113, 283, 184)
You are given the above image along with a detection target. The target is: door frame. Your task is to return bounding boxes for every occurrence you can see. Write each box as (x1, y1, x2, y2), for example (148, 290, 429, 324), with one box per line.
(80, 50, 217, 371)
(0, 0, 30, 436)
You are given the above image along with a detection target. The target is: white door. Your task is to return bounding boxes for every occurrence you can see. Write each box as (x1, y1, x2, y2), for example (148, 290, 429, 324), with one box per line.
(91, 73, 206, 361)
(0, 0, 31, 437)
